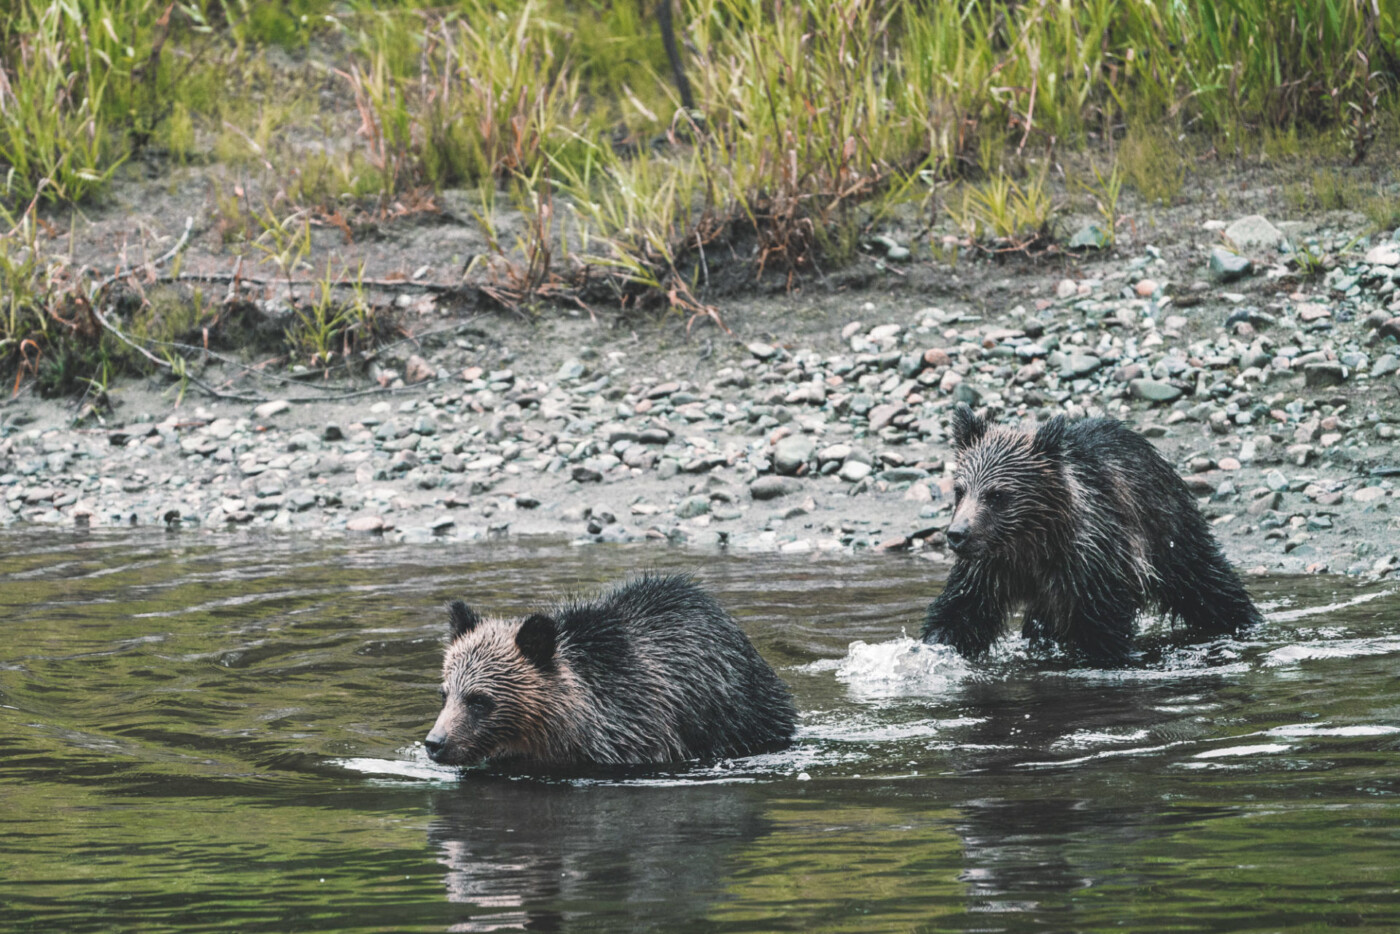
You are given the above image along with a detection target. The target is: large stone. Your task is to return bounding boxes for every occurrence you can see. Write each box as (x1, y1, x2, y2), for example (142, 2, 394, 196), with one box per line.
(253, 399, 290, 419)
(867, 403, 905, 432)
(1209, 247, 1253, 283)
(404, 354, 434, 383)
(1060, 353, 1102, 378)
(839, 460, 873, 483)
(1129, 378, 1183, 403)
(772, 435, 816, 476)
(675, 495, 710, 519)
(1304, 362, 1347, 388)
(750, 476, 801, 500)
(1068, 223, 1111, 250)
(1225, 215, 1285, 251)
(1364, 245, 1400, 266)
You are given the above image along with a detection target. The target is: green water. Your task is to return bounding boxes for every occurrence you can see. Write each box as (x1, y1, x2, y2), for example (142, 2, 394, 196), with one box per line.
(1, 530, 1398, 932)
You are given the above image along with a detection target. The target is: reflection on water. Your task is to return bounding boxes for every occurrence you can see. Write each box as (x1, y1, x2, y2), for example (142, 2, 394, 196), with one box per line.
(2, 528, 1400, 932)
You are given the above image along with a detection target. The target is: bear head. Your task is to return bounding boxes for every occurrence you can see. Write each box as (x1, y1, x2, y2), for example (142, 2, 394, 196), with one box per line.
(424, 600, 560, 766)
(946, 403, 1068, 560)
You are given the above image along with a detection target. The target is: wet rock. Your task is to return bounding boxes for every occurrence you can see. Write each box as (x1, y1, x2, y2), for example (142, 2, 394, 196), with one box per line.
(347, 515, 386, 533)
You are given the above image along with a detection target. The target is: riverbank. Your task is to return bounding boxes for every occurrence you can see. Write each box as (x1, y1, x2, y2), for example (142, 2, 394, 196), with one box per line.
(4, 184, 1400, 579)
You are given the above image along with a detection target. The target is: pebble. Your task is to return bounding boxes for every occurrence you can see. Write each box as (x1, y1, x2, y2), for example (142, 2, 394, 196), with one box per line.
(1209, 247, 1253, 282)
(254, 400, 290, 419)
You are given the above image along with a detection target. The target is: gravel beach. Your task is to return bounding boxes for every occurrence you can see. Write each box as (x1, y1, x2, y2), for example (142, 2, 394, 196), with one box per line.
(4, 207, 1400, 581)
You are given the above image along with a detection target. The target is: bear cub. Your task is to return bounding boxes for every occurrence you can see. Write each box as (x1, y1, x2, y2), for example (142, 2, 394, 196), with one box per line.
(424, 574, 796, 769)
(922, 403, 1262, 663)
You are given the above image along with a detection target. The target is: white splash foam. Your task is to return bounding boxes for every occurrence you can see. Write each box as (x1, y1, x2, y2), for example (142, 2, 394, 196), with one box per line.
(1262, 636, 1400, 667)
(1267, 588, 1395, 623)
(801, 713, 983, 744)
(1265, 724, 1400, 738)
(334, 745, 462, 783)
(823, 637, 973, 699)
(1051, 728, 1152, 750)
(1193, 743, 1293, 759)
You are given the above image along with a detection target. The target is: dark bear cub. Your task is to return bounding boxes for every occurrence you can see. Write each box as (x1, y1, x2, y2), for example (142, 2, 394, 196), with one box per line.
(921, 403, 1262, 663)
(424, 574, 797, 768)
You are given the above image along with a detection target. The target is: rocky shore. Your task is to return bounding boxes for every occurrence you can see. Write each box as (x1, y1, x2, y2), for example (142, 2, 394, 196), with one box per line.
(3, 215, 1400, 579)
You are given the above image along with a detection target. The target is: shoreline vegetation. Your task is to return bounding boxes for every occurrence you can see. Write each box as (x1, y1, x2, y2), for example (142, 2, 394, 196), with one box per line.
(1, 0, 1397, 399)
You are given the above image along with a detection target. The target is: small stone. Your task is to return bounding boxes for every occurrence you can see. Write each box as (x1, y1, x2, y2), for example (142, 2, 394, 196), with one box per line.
(675, 495, 710, 519)
(1303, 362, 1347, 388)
(1218, 457, 1241, 471)
(571, 465, 603, 483)
(750, 476, 801, 500)
(347, 515, 386, 533)
(839, 460, 873, 483)
(748, 342, 779, 360)
(867, 404, 905, 432)
(1209, 247, 1253, 283)
(1056, 278, 1078, 300)
(1296, 303, 1331, 323)
(254, 399, 290, 419)
(1060, 353, 1102, 378)
(1364, 245, 1400, 266)
(1265, 470, 1290, 492)
(1129, 379, 1183, 403)
(1068, 223, 1110, 250)
(1372, 354, 1399, 378)
(404, 354, 434, 383)
(1354, 487, 1387, 504)
(556, 358, 587, 381)
(1248, 491, 1282, 516)
(1135, 279, 1159, 297)
(923, 348, 951, 368)
(773, 435, 816, 476)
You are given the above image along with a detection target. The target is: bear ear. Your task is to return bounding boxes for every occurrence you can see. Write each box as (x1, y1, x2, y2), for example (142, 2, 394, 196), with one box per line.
(515, 613, 557, 670)
(1032, 415, 1068, 456)
(950, 403, 988, 451)
(447, 600, 482, 641)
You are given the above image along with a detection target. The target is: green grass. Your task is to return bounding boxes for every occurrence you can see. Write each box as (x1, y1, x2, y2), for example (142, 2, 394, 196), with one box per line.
(1, 0, 1397, 392)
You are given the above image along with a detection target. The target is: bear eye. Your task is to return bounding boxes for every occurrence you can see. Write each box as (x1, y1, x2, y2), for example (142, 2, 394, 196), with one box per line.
(984, 488, 1003, 504)
(953, 483, 966, 502)
(465, 694, 495, 717)
(438, 685, 447, 703)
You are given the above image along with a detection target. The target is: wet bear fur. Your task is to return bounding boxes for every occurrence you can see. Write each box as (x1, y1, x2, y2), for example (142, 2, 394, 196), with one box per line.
(424, 574, 797, 768)
(921, 403, 1262, 663)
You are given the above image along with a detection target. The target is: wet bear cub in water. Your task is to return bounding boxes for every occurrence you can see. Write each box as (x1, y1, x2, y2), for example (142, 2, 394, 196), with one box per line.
(424, 575, 796, 768)
(921, 403, 1262, 664)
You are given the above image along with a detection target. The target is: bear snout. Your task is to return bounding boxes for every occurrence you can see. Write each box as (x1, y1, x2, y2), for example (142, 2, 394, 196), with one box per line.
(424, 726, 450, 762)
(945, 518, 973, 555)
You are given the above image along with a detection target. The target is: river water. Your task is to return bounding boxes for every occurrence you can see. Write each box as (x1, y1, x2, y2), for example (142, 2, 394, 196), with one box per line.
(2, 529, 1398, 932)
